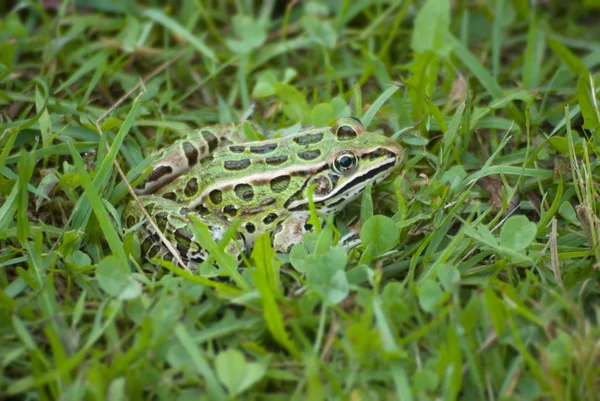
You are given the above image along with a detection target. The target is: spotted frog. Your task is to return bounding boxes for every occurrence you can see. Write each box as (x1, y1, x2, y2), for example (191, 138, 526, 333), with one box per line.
(125, 118, 403, 267)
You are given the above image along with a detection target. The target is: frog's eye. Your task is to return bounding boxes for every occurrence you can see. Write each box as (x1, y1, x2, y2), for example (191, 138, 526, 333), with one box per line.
(333, 152, 358, 174)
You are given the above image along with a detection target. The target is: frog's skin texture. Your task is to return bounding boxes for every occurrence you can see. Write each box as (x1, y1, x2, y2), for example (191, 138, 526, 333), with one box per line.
(125, 118, 404, 267)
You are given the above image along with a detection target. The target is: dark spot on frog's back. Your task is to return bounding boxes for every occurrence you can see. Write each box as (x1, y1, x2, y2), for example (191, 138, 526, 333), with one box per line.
(202, 130, 219, 152)
(234, 183, 254, 201)
(196, 204, 209, 215)
(249, 143, 278, 154)
(145, 202, 155, 215)
(146, 165, 173, 183)
(297, 150, 321, 161)
(245, 223, 256, 233)
(184, 178, 199, 197)
(223, 205, 238, 217)
(265, 155, 288, 166)
(224, 159, 251, 171)
(293, 132, 324, 146)
(209, 189, 222, 205)
(229, 145, 246, 153)
(270, 175, 290, 193)
(155, 212, 169, 231)
(182, 141, 198, 165)
(126, 215, 137, 228)
(174, 228, 192, 248)
(162, 192, 176, 201)
(148, 245, 160, 259)
(263, 213, 278, 224)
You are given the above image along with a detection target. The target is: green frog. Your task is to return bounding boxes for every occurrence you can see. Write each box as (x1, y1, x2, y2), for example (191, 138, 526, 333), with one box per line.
(125, 118, 404, 267)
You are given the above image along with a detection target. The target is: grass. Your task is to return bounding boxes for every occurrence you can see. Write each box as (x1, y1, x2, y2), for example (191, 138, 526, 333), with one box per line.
(1, 0, 600, 399)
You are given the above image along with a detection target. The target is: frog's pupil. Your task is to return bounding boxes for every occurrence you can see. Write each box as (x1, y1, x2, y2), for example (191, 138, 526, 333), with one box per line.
(339, 156, 352, 168)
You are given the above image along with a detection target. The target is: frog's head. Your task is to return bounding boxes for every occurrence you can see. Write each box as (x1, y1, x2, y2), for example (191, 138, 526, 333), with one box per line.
(286, 118, 404, 214)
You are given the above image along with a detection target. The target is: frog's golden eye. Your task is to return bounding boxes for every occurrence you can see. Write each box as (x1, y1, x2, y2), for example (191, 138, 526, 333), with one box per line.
(333, 151, 358, 174)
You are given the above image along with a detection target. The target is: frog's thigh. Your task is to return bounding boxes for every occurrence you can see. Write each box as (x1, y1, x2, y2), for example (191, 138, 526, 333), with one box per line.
(272, 215, 310, 253)
(126, 199, 244, 265)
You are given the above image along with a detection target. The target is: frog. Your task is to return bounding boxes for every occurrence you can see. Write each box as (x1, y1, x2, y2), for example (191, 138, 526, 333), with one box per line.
(125, 118, 404, 268)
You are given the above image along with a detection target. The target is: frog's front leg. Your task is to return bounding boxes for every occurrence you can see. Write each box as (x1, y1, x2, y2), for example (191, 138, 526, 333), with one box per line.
(136, 123, 245, 194)
(272, 215, 310, 253)
(125, 198, 245, 268)
(272, 215, 362, 253)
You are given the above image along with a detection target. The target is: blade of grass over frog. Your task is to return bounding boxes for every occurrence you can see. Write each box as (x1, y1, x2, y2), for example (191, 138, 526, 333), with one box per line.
(250, 265, 301, 359)
(251, 233, 280, 294)
(142, 9, 216, 61)
(188, 216, 249, 291)
(361, 85, 400, 128)
(67, 142, 128, 267)
(158, 260, 243, 296)
(71, 100, 140, 230)
(54, 53, 108, 94)
(93, 101, 140, 191)
(174, 324, 227, 401)
(108, 156, 154, 204)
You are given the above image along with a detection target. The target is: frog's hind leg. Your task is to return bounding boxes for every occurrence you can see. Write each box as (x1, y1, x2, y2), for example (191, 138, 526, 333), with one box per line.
(135, 123, 246, 194)
(125, 198, 244, 269)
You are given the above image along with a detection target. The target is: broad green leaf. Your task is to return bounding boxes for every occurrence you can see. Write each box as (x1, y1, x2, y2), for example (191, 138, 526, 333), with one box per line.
(96, 256, 141, 300)
(311, 103, 334, 127)
(215, 349, 267, 396)
(360, 215, 399, 254)
(302, 16, 337, 48)
(499, 215, 537, 251)
(306, 245, 349, 304)
(226, 15, 267, 54)
(418, 279, 444, 312)
(274, 83, 310, 123)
